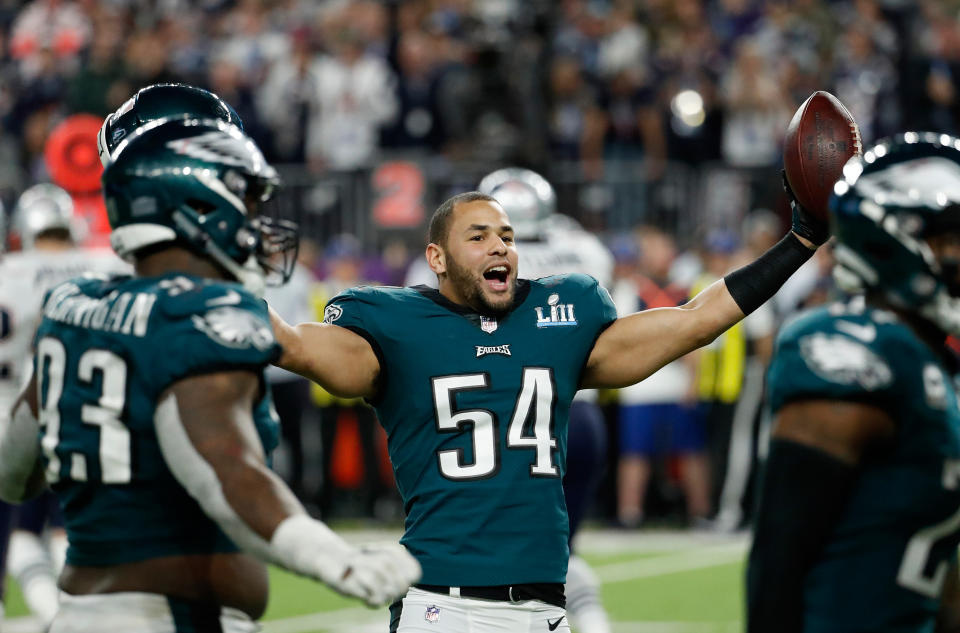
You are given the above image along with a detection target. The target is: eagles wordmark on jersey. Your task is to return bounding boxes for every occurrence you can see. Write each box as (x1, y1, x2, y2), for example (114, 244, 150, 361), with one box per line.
(767, 299, 960, 632)
(324, 273, 617, 586)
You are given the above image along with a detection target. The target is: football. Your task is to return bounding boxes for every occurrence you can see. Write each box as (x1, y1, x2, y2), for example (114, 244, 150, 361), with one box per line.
(783, 90, 862, 220)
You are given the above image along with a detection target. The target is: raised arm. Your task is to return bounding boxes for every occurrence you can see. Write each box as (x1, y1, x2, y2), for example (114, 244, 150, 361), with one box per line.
(270, 306, 380, 400)
(581, 277, 741, 388)
(582, 231, 818, 389)
(156, 370, 419, 607)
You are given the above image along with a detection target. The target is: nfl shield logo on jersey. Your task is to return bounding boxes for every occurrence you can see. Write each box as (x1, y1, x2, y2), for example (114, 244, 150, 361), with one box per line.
(425, 605, 441, 623)
(480, 316, 498, 333)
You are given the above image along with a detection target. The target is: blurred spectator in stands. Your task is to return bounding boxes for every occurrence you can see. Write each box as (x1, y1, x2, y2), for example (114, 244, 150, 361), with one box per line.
(597, 66, 663, 230)
(552, 0, 605, 79)
(904, 0, 960, 134)
(215, 0, 289, 85)
(654, 0, 724, 165)
(830, 20, 899, 143)
(161, 6, 208, 83)
(595, 4, 664, 230)
(381, 29, 447, 152)
(65, 8, 127, 116)
(7, 45, 65, 146)
(547, 55, 604, 170)
(719, 38, 791, 170)
(597, 2, 649, 86)
(208, 52, 273, 158)
(306, 6, 397, 171)
(10, 0, 90, 80)
(123, 26, 179, 87)
(257, 27, 316, 163)
(707, 0, 763, 57)
(612, 227, 707, 528)
(719, 37, 792, 210)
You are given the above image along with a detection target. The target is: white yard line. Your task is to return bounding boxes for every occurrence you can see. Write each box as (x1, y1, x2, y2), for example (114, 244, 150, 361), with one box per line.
(574, 528, 749, 554)
(595, 541, 748, 583)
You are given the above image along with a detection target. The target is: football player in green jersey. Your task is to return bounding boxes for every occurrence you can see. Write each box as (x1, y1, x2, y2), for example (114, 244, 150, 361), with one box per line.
(0, 117, 420, 632)
(270, 174, 827, 631)
(748, 133, 960, 633)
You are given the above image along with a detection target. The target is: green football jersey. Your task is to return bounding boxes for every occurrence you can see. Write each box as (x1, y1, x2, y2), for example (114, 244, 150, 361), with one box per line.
(766, 299, 960, 633)
(33, 272, 281, 566)
(325, 274, 617, 586)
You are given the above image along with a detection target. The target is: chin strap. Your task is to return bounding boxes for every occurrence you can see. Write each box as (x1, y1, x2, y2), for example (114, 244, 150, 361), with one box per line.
(172, 208, 266, 297)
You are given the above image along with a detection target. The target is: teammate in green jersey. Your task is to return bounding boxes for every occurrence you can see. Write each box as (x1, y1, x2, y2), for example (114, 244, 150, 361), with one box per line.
(270, 177, 826, 631)
(0, 117, 419, 632)
(748, 133, 960, 633)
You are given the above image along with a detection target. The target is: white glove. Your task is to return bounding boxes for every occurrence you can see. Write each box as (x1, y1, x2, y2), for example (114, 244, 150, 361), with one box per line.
(337, 542, 423, 607)
(271, 515, 421, 608)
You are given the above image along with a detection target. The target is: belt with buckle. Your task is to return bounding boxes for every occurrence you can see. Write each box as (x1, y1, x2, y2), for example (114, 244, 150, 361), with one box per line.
(415, 583, 565, 609)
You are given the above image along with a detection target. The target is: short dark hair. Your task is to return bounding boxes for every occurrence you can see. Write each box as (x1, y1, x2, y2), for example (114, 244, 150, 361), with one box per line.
(428, 191, 498, 247)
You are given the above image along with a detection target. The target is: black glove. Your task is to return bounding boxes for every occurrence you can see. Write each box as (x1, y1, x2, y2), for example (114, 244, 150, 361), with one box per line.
(783, 170, 830, 246)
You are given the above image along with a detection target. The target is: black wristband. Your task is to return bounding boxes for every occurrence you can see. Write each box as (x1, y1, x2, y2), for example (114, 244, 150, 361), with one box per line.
(724, 233, 814, 315)
(747, 438, 858, 633)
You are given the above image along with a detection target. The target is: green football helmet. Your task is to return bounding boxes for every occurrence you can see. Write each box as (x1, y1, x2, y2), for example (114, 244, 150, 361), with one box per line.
(102, 117, 297, 295)
(98, 83, 243, 166)
(831, 131, 960, 335)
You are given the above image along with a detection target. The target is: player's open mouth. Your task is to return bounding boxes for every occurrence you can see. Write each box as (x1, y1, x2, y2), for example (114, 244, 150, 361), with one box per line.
(483, 265, 510, 292)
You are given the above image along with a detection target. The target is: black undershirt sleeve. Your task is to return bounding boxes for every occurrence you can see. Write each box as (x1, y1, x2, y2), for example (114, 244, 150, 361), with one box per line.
(746, 438, 859, 633)
(724, 233, 814, 316)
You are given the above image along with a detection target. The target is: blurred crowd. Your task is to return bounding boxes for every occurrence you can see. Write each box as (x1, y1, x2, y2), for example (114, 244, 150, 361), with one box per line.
(1, 0, 958, 527)
(0, 0, 959, 227)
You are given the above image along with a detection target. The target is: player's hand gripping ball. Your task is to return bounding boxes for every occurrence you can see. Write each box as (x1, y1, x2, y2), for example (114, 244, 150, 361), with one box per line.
(783, 90, 862, 226)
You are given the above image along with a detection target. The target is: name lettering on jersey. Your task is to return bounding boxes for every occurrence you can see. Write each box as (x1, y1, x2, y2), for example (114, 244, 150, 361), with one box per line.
(535, 293, 577, 328)
(476, 344, 511, 357)
(42, 284, 156, 337)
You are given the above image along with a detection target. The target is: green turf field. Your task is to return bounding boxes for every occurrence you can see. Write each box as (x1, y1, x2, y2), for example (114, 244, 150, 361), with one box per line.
(2, 529, 747, 633)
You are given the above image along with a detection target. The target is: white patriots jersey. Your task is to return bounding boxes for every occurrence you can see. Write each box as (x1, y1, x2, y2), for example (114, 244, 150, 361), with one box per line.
(0, 249, 130, 412)
(517, 220, 614, 288)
